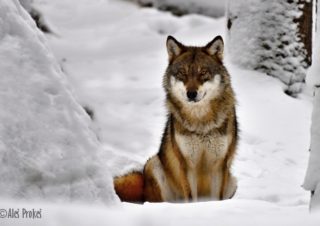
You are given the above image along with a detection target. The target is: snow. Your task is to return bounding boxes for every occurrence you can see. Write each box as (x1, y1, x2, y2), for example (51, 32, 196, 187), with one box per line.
(0, 0, 318, 224)
(227, 0, 308, 94)
(1, 199, 320, 226)
(19, 0, 33, 12)
(228, 64, 312, 206)
(0, 0, 116, 203)
(131, 0, 226, 17)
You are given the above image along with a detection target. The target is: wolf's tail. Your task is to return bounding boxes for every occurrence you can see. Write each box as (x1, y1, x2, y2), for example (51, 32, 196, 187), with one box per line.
(113, 172, 144, 203)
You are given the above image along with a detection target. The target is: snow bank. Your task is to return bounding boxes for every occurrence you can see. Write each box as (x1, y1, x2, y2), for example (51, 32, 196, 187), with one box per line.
(227, 0, 308, 94)
(0, 0, 116, 203)
(131, 0, 226, 18)
(1, 199, 319, 226)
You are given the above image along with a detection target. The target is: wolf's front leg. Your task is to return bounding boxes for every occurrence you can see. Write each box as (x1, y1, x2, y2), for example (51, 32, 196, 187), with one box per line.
(144, 156, 174, 202)
(220, 170, 237, 200)
(187, 169, 198, 201)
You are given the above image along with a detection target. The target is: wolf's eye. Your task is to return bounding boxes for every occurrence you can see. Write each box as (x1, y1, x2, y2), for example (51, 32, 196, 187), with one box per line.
(202, 77, 210, 82)
(176, 70, 186, 80)
(200, 69, 210, 81)
(200, 69, 207, 75)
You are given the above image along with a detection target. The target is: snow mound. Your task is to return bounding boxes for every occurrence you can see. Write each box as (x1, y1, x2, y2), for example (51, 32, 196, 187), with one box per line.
(0, 0, 117, 203)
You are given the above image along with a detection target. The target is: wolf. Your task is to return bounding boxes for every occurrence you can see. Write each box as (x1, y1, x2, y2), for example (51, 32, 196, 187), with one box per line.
(114, 35, 238, 203)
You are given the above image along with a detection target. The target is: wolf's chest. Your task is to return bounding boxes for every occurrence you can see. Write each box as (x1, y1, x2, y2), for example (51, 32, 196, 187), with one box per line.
(175, 132, 230, 168)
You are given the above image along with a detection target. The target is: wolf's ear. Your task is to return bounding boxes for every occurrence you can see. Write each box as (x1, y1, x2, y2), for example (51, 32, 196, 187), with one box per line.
(166, 36, 184, 62)
(205, 36, 224, 61)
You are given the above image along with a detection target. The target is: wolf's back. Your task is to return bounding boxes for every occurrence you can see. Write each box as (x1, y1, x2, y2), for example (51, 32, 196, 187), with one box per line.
(114, 172, 144, 203)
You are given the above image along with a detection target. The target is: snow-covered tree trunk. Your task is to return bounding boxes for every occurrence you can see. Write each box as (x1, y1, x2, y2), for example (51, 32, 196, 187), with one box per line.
(227, 0, 313, 96)
(303, 88, 320, 211)
(303, 0, 320, 212)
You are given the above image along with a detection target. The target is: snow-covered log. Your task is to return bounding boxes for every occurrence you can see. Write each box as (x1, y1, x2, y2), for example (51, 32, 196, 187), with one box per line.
(0, 0, 117, 203)
(227, 0, 312, 96)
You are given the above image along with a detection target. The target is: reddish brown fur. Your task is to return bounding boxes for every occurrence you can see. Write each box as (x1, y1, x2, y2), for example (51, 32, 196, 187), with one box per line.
(114, 172, 144, 203)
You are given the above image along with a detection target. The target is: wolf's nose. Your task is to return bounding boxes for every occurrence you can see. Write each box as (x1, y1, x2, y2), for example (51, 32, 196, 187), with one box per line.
(187, 91, 197, 101)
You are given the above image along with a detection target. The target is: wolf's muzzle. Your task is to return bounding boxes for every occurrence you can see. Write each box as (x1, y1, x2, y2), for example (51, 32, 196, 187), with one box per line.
(187, 90, 198, 101)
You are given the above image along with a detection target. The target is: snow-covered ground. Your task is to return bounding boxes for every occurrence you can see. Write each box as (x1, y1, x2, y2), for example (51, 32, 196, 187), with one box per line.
(1, 198, 320, 226)
(1, 0, 318, 225)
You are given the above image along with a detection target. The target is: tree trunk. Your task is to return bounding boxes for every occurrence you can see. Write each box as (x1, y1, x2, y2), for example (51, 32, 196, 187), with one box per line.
(295, 0, 313, 66)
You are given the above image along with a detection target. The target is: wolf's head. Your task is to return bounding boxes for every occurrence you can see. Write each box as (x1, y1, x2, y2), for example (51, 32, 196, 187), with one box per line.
(163, 36, 230, 105)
